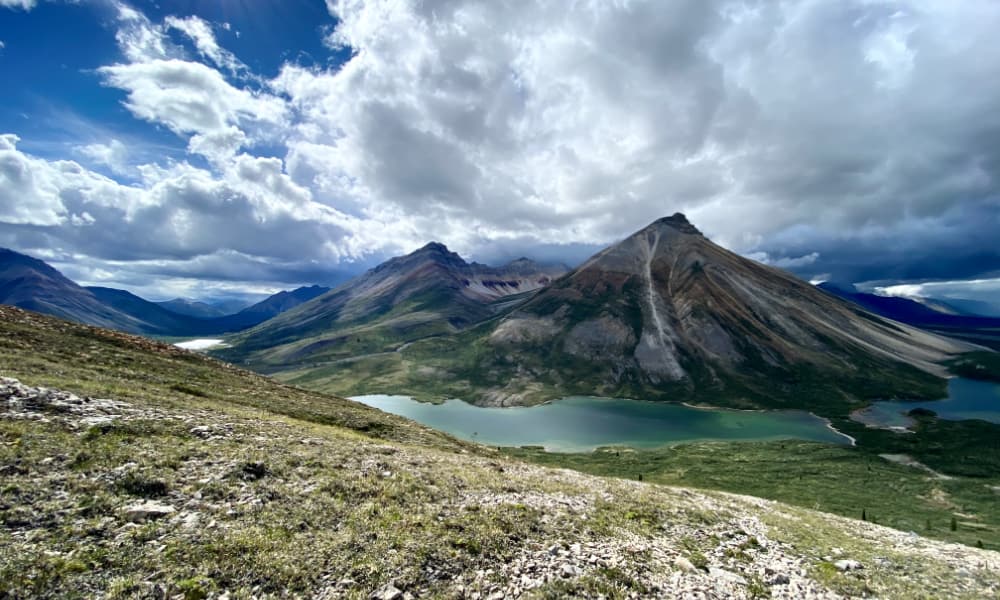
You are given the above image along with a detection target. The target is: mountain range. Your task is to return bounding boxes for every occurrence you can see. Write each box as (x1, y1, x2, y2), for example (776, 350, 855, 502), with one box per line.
(0, 248, 328, 336)
(217, 244, 568, 368)
(156, 297, 248, 319)
(217, 214, 979, 413)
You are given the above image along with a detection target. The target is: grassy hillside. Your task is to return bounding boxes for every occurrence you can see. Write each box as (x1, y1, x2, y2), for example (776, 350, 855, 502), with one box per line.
(2, 306, 999, 598)
(506, 441, 1000, 551)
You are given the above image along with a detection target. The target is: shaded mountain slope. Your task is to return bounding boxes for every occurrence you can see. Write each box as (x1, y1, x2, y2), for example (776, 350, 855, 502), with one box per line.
(211, 284, 330, 332)
(0, 249, 166, 334)
(86, 287, 214, 335)
(217, 244, 566, 369)
(0, 247, 330, 336)
(89, 284, 332, 336)
(1, 306, 997, 599)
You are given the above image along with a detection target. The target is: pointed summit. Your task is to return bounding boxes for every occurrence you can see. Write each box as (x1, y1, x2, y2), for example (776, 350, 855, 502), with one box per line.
(417, 241, 451, 253)
(222, 242, 568, 368)
(652, 212, 702, 236)
(409, 241, 464, 265)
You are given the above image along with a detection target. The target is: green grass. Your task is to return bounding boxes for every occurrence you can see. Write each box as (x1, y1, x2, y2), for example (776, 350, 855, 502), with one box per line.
(504, 440, 1000, 551)
(0, 306, 468, 451)
(947, 351, 1000, 383)
(833, 413, 1000, 478)
(2, 306, 999, 598)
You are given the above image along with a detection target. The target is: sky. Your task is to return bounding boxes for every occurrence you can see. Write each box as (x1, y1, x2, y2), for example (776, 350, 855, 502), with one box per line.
(0, 0, 998, 304)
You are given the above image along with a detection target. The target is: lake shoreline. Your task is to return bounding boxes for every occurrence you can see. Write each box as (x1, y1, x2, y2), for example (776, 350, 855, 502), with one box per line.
(847, 378, 1000, 431)
(351, 393, 853, 452)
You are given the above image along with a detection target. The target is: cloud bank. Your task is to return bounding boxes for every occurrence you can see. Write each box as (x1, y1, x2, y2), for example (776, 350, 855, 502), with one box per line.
(1, 0, 998, 297)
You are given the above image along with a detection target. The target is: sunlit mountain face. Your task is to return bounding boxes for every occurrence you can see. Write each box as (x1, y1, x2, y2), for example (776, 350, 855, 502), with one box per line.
(0, 0, 998, 308)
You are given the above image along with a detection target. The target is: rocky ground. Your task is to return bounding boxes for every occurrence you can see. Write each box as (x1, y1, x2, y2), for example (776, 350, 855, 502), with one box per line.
(2, 375, 998, 599)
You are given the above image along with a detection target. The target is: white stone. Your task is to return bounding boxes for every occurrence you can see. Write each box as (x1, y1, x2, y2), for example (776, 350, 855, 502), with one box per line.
(834, 559, 863, 572)
(123, 501, 176, 523)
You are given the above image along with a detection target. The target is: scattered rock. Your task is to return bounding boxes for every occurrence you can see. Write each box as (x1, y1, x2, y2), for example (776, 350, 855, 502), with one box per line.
(834, 559, 863, 572)
(708, 567, 747, 585)
(190, 425, 213, 438)
(239, 461, 268, 481)
(559, 563, 580, 578)
(371, 584, 403, 600)
(673, 556, 697, 572)
(123, 501, 176, 523)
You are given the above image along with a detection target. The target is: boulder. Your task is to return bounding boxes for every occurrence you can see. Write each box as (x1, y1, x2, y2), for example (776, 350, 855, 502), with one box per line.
(123, 501, 176, 523)
(834, 559, 863, 572)
(371, 584, 402, 600)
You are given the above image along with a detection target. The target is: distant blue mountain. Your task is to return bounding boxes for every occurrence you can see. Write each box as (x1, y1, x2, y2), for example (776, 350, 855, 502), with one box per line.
(817, 281, 1000, 350)
(0, 247, 329, 337)
(926, 297, 1000, 318)
(156, 298, 231, 319)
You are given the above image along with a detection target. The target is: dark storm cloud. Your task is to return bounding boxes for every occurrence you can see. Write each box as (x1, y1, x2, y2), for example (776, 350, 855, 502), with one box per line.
(2, 0, 1000, 298)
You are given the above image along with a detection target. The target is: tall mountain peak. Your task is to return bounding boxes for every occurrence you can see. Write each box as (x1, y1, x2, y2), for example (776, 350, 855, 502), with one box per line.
(418, 241, 451, 253)
(411, 241, 468, 267)
(651, 212, 702, 236)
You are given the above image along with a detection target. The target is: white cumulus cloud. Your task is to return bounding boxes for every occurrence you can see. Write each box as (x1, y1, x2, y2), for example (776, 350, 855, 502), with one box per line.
(4, 0, 1000, 295)
(0, 0, 35, 11)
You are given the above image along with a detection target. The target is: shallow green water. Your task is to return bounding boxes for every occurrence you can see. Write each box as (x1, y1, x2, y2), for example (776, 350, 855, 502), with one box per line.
(350, 394, 850, 452)
(858, 378, 1000, 429)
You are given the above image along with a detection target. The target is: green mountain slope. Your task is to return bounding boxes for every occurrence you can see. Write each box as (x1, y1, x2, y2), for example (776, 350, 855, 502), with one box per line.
(217, 243, 565, 370)
(2, 306, 998, 598)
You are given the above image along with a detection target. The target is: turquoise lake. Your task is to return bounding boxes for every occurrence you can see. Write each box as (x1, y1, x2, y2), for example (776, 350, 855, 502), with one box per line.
(350, 394, 851, 452)
(856, 377, 1000, 429)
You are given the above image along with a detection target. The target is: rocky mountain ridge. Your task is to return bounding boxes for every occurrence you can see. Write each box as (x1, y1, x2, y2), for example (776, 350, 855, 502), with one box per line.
(217, 243, 568, 368)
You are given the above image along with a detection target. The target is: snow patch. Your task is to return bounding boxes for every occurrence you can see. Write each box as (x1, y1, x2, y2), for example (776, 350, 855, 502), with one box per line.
(174, 338, 224, 350)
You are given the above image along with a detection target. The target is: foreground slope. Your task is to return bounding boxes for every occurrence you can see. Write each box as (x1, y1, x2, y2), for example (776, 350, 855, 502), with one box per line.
(218, 244, 566, 370)
(2, 308, 998, 599)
